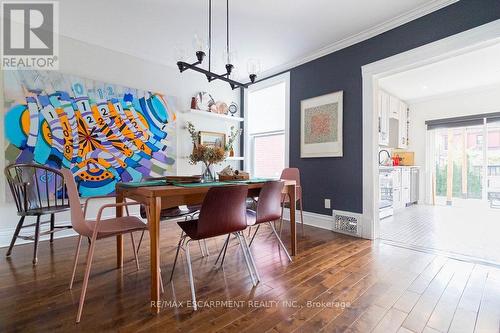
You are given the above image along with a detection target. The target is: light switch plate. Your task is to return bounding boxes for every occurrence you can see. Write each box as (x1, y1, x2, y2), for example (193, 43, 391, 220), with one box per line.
(324, 199, 331, 209)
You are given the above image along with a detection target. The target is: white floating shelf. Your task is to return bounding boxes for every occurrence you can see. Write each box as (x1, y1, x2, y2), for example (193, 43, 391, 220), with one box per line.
(183, 109, 244, 122)
(226, 156, 244, 161)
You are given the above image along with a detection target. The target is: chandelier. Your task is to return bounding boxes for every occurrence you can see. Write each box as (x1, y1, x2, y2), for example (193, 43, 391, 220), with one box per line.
(176, 0, 261, 89)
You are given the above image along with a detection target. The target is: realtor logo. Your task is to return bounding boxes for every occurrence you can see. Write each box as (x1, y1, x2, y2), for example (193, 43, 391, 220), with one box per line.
(1, 1, 59, 70)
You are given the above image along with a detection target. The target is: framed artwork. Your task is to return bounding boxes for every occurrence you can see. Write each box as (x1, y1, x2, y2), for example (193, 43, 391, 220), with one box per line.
(300, 90, 343, 158)
(3, 70, 177, 197)
(199, 131, 226, 148)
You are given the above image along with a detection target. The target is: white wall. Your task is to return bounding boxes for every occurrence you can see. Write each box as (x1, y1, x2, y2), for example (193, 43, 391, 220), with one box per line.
(407, 84, 500, 203)
(0, 34, 239, 247)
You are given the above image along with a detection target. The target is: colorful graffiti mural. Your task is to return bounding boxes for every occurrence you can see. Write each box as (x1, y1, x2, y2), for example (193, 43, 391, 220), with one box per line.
(3, 70, 177, 196)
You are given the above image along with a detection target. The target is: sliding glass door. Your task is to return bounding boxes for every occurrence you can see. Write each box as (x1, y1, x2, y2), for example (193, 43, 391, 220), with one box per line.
(433, 124, 485, 206)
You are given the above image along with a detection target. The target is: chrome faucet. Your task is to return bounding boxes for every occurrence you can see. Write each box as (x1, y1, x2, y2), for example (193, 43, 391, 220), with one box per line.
(379, 149, 391, 165)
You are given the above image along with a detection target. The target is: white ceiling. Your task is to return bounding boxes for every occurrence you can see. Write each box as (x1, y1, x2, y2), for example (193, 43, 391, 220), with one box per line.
(379, 42, 500, 103)
(57, 0, 453, 80)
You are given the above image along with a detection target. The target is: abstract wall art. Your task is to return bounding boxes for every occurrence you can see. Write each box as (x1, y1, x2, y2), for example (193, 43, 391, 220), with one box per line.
(3, 70, 177, 196)
(300, 90, 343, 158)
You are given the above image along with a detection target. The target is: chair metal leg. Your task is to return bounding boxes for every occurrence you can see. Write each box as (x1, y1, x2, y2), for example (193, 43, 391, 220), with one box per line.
(136, 230, 145, 255)
(159, 268, 164, 293)
(236, 232, 257, 286)
(49, 213, 55, 243)
(33, 215, 41, 265)
(130, 232, 140, 271)
(269, 222, 292, 262)
(69, 235, 82, 290)
(214, 234, 230, 267)
(240, 231, 261, 282)
(76, 236, 97, 323)
(184, 240, 197, 311)
(6, 216, 25, 257)
(248, 224, 261, 247)
(198, 240, 205, 257)
(169, 232, 185, 282)
(203, 239, 210, 256)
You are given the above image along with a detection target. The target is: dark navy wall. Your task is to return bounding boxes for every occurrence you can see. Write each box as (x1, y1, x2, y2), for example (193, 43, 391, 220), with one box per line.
(282, 0, 500, 215)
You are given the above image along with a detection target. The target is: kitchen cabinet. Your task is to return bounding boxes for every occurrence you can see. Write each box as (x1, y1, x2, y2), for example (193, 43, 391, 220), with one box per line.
(389, 95, 400, 119)
(378, 91, 389, 146)
(388, 96, 409, 149)
(398, 101, 408, 149)
(401, 168, 411, 206)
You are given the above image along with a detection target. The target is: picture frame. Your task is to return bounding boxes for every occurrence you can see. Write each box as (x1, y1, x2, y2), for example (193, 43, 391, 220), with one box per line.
(199, 131, 226, 148)
(300, 90, 343, 158)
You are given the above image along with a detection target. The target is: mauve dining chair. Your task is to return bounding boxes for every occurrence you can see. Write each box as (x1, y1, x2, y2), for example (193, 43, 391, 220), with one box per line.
(169, 185, 258, 310)
(279, 168, 304, 236)
(61, 168, 147, 323)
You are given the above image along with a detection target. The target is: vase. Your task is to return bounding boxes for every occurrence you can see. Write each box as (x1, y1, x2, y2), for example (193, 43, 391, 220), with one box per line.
(202, 163, 215, 182)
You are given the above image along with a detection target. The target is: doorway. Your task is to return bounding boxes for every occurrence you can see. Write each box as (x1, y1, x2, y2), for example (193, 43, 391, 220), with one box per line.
(362, 20, 500, 264)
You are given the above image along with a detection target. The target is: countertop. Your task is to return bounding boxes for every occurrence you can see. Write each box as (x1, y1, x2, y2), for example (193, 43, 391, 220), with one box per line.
(379, 165, 420, 170)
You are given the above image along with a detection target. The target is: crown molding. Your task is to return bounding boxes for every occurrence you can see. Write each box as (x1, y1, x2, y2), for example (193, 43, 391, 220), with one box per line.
(259, 0, 459, 80)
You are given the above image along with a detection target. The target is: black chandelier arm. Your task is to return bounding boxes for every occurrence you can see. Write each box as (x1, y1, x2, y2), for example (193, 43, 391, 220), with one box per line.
(176, 61, 249, 89)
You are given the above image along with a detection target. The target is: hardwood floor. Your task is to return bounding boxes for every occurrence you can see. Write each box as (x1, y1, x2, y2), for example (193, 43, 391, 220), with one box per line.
(1, 222, 500, 332)
(380, 204, 500, 265)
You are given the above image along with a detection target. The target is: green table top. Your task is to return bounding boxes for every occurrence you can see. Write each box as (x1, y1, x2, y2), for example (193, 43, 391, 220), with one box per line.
(119, 178, 276, 189)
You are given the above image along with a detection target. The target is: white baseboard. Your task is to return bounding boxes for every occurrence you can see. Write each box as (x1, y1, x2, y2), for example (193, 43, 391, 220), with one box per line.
(281, 208, 333, 230)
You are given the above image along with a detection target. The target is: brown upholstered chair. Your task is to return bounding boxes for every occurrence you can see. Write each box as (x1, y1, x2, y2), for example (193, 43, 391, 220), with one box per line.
(169, 185, 258, 310)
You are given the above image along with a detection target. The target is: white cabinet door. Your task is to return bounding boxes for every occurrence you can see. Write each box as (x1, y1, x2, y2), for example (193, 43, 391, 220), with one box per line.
(401, 168, 411, 205)
(379, 91, 389, 146)
(392, 169, 402, 188)
(389, 95, 400, 119)
(398, 101, 408, 149)
(402, 188, 410, 206)
(393, 188, 402, 210)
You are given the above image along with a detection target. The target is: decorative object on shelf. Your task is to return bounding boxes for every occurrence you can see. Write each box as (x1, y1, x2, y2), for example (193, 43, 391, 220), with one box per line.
(225, 125, 241, 158)
(301, 90, 343, 158)
(228, 102, 238, 117)
(218, 166, 249, 181)
(3, 70, 177, 197)
(214, 101, 229, 115)
(176, 0, 261, 89)
(190, 97, 197, 109)
(186, 122, 241, 182)
(195, 91, 215, 111)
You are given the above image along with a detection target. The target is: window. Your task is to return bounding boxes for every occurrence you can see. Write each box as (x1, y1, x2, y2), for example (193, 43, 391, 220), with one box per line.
(245, 73, 289, 178)
(253, 133, 285, 178)
(476, 134, 484, 146)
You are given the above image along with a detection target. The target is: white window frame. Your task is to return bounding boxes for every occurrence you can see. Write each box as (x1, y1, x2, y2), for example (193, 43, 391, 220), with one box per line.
(244, 72, 290, 177)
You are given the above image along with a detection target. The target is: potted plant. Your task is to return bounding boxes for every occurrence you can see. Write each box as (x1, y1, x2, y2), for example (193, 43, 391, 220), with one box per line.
(186, 122, 241, 182)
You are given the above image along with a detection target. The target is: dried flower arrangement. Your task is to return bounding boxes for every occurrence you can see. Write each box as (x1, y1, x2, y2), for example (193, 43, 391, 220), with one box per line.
(186, 122, 241, 181)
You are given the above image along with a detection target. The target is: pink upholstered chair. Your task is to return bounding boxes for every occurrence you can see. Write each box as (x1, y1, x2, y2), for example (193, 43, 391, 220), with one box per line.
(61, 168, 147, 323)
(279, 168, 304, 236)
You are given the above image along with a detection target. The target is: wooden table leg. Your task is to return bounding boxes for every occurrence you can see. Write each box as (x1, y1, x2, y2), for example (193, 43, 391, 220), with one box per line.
(149, 197, 161, 314)
(288, 184, 297, 256)
(116, 191, 124, 268)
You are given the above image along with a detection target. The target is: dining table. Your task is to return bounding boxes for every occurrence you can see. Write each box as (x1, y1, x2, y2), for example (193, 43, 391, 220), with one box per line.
(114, 179, 298, 313)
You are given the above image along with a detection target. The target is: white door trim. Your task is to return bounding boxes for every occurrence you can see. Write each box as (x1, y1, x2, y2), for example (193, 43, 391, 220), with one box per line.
(361, 19, 500, 240)
(243, 72, 290, 175)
